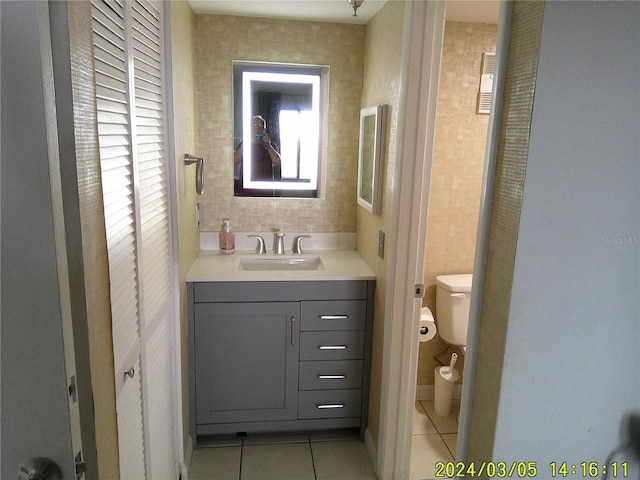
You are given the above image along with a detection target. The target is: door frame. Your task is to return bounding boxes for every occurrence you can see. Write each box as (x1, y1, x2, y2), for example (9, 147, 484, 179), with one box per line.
(376, 2, 445, 478)
(377, 1, 511, 476)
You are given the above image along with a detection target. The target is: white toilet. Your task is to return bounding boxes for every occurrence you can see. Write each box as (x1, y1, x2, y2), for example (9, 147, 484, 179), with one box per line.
(435, 273, 473, 348)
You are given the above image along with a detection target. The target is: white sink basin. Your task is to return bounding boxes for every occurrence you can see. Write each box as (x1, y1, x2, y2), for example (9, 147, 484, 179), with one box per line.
(239, 255, 324, 271)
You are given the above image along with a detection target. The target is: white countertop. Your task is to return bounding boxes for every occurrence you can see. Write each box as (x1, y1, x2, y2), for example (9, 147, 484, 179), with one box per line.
(186, 250, 376, 282)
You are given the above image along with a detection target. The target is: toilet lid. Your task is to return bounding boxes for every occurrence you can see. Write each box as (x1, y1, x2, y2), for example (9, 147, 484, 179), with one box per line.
(436, 273, 472, 293)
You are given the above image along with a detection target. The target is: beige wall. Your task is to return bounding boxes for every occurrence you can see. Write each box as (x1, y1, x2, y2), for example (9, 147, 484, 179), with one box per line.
(357, 0, 406, 449)
(170, 0, 200, 462)
(67, 2, 120, 477)
(194, 15, 365, 233)
(418, 22, 497, 385)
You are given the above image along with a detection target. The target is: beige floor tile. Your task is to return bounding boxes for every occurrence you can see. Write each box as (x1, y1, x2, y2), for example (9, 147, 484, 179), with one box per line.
(312, 440, 377, 480)
(420, 399, 459, 434)
(413, 401, 438, 435)
(441, 434, 457, 457)
(410, 434, 454, 480)
(189, 446, 241, 480)
(241, 443, 315, 480)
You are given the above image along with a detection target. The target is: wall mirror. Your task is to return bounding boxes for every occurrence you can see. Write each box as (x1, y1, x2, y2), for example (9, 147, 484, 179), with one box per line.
(357, 105, 387, 214)
(232, 61, 329, 198)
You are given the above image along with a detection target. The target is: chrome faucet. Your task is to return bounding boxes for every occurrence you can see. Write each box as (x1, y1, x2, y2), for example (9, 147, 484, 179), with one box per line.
(247, 235, 266, 254)
(274, 232, 286, 255)
(292, 235, 311, 254)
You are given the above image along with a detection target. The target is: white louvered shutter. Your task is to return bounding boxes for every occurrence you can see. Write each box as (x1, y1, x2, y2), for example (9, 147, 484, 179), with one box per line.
(130, 1, 177, 478)
(92, 0, 176, 477)
(92, 2, 146, 477)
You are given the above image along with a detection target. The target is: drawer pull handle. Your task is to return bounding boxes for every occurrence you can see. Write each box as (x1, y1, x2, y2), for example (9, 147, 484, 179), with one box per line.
(317, 374, 347, 379)
(319, 315, 349, 320)
(318, 345, 347, 350)
(316, 403, 345, 409)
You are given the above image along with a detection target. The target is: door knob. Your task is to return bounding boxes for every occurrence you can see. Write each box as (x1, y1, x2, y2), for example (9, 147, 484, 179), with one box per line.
(18, 458, 61, 480)
(124, 367, 135, 379)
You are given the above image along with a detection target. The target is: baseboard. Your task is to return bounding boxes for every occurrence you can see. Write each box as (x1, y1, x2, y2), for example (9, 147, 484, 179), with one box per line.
(416, 384, 462, 401)
(179, 435, 193, 480)
(178, 462, 188, 480)
(363, 427, 378, 476)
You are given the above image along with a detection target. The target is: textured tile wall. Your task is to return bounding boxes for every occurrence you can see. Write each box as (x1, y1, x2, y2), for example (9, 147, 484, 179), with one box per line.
(417, 22, 497, 386)
(194, 15, 365, 233)
(358, 0, 406, 449)
(466, 0, 544, 463)
(170, 0, 199, 462)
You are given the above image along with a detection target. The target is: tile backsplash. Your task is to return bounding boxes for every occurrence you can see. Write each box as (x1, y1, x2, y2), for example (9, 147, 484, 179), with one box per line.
(194, 15, 365, 233)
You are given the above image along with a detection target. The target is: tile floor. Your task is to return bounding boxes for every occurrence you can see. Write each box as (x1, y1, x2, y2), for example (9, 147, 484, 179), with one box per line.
(411, 399, 459, 480)
(188, 399, 459, 480)
(188, 430, 376, 480)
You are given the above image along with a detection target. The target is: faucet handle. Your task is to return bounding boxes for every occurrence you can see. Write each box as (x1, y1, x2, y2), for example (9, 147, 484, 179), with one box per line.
(292, 235, 311, 254)
(247, 235, 266, 254)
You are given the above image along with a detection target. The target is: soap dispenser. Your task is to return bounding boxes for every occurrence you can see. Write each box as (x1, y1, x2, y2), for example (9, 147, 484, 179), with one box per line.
(219, 219, 235, 255)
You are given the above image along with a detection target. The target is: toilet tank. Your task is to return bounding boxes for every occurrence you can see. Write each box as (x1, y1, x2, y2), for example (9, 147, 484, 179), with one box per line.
(435, 274, 473, 346)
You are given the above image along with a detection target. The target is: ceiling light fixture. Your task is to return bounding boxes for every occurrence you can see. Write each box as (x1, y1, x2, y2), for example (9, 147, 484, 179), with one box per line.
(347, 0, 364, 16)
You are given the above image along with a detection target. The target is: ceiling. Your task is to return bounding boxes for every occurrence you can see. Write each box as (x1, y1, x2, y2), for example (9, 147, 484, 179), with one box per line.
(187, 0, 500, 25)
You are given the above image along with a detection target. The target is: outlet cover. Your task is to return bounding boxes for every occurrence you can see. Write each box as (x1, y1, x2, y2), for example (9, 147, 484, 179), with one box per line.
(378, 230, 385, 259)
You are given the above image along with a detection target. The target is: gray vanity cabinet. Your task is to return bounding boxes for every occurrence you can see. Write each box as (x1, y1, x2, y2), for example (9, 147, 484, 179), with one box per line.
(194, 301, 300, 424)
(188, 280, 375, 443)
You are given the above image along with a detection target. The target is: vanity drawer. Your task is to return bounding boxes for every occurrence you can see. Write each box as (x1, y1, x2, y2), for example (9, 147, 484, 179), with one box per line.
(301, 300, 366, 331)
(299, 360, 364, 391)
(298, 389, 362, 419)
(299, 331, 364, 361)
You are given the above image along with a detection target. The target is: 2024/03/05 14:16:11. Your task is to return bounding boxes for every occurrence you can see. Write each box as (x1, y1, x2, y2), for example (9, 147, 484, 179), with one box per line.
(435, 461, 630, 478)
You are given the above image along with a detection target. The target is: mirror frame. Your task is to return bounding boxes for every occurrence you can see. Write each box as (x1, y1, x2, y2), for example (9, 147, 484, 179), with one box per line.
(232, 61, 330, 198)
(357, 105, 387, 214)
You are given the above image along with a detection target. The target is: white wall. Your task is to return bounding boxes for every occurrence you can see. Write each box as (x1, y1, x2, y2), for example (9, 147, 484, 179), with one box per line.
(494, 0, 639, 465)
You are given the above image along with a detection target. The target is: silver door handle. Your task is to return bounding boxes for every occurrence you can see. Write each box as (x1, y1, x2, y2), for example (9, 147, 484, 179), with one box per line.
(316, 403, 345, 409)
(319, 315, 349, 320)
(318, 345, 347, 350)
(317, 374, 347, 379)
(124, 367, 135, 379)
(290, 317, 295, 346)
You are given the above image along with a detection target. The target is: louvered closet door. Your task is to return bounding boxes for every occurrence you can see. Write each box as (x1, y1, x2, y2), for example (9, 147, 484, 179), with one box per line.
(130, 2, 177, 478)
(92, 1, 177, 478)
(92, 2, 146, 478)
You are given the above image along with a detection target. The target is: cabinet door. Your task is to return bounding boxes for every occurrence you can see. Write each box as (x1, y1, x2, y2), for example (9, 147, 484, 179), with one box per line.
(195, 302, 300, 424)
